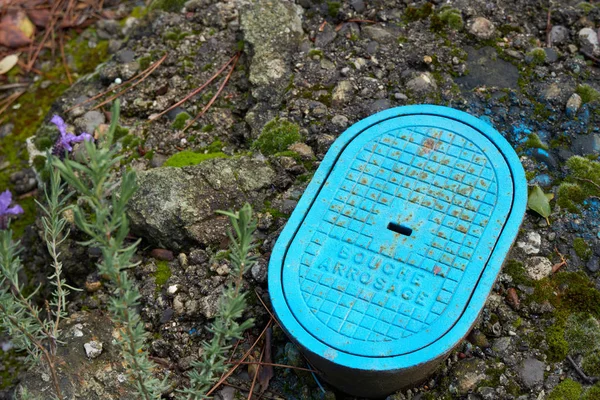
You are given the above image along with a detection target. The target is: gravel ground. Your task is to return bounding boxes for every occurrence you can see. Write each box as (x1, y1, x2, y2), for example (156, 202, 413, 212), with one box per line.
(3, 0, 600, 399)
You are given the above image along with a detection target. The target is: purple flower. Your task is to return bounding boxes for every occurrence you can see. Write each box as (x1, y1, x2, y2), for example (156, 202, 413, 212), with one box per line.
(0, 190, 24, 230)
(50, 115, 93, 156)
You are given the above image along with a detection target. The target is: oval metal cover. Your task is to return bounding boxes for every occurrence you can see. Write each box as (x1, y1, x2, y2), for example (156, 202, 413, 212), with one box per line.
(270, 106, 526, 365)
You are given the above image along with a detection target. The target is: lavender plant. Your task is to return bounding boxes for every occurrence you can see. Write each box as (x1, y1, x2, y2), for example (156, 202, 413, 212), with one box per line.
(180, 203, 257, 399)
(52, 100, 168, 400)
(0, 166, 72, 400)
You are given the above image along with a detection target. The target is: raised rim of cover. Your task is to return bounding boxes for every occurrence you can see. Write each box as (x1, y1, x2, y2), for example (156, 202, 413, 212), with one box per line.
(268, 105, 527, 371)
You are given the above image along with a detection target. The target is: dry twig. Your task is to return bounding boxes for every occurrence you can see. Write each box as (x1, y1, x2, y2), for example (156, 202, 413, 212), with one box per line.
(206, 319, 273, 396)
(91, 53, 168, 110)
(150, 53, 238, 122)
(551, 246, 568, 273)
(182, 52, 240, 131)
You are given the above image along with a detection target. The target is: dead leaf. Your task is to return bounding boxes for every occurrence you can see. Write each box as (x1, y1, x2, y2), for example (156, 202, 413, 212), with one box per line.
(26, 9, 51, 28)
(0, 11, 36, 48)
(0, 54, 19, 75)
(258, 327, 274, 393)
(506, 288, 520, 310)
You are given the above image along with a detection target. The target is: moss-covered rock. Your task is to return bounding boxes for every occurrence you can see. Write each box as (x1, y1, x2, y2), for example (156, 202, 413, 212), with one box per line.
(171, 112, 191, 130)
(128, 157, 276, 250)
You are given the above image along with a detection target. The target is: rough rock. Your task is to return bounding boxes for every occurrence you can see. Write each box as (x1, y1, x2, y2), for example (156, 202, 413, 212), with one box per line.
(315, 23, 336, 47)
(128, 157, 276, 250)
(75, 110, 105, 135)
(516, 231, 541, 254)
(469, 17, 496, 40)
(579, 27, 600, 56)
(406, 72, 437, 94)
(84, 341, 103, 359)
(452, 358, 487, 395)
(524, 256, 553, 280)
(566, 93, 583, 117)
(518, 358, 545, 389)
(288, 142, 314, 160)
(332, 80, 355, 106)
(549, 25, 569, 46)
(572, 133, 600, 155)
(541, 83, 562, 102)
(240, 0, 304, 106)
(361, 25, 394, 44)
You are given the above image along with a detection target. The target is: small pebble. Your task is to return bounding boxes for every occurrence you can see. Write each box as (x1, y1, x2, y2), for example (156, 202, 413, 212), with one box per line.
(84, 341, 103, 359)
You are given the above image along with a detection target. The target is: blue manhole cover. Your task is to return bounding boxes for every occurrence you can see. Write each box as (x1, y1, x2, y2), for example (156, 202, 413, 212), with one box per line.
(268, 105, 527, 397)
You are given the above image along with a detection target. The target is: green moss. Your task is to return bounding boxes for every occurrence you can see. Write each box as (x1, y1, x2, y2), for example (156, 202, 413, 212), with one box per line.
(513, 317, 523, 329)
(9, 197, 36, 238)
(557, 156, 600, 212)
(68, 38, 109, 74)
(577, 2, 595, 14)
(548, 379, 582, 400)
(525, 171, 536, 181)
(532, 102, 552, 122)
(503, 260, 532, 286)
(214, 249, 230, 261)
(252, 118, 301, 156)
(205, 139, 223, 152)
(546, 321, 569, 361)
(33, 123, 60, 151)
(565, 313, 600, 355)
(576, 84, 600, 104)
(404, 2, 433, 23)
(202, 124, 215, 133)
(0, 346, 22, 390)
(536, 272, 600, 317)
(163, 151, 228, 167)
(138, 56, 152, 71)
(120, 134, 143, 151)
(149, 0, 186, 12)
(327, 1, 341, 18)
(573, 237, 593, 261)
(582, 384, 600, 400)
(263, 200, 289, 219)
(524, 133, 548, 150)
(498, 24, 522, 36)
(527, 48, 546, 65)
(154, 260, 172, 288)
(557, 182, 587, 212)
(130, 6, 148, 19)
(437, 8, 464, 31)
(163, 29, 191, 41)
(308, 49, 324, 58)
(171, 112, 191, 130)
(582, 350, 600, 376)
(113, 125, 129, 143)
